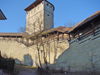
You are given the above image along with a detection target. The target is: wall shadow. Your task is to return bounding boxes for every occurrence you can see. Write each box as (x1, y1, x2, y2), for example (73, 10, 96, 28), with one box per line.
(15, 58, 21, 64)
(23, 54, 33, 66)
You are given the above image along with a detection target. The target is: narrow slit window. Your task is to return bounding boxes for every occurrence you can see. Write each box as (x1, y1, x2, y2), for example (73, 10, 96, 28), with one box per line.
(47, 14, 49, 16)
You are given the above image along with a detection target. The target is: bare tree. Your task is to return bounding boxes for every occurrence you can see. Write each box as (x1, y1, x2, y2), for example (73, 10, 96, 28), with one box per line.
(34, 33, 43, 68)
(19, 17, 66, 69)
(27, 17, 50, 68)
(64, 21, 79, 27)
(88, 51, 99, 75)
(18, 25, 26, 33)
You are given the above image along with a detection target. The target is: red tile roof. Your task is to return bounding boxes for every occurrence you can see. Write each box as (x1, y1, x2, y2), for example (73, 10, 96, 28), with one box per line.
(0, 26, 70, 38)
(43, 26, 71, 33)
(24, 0, 55, 11)
(27, 26, 71, 38)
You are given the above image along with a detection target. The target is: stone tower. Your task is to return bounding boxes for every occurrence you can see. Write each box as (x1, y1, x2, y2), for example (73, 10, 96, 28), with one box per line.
(24, 0, 55, 35)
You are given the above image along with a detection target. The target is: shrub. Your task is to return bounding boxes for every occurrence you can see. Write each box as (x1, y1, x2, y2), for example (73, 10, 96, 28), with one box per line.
(0, 55, 15, 72)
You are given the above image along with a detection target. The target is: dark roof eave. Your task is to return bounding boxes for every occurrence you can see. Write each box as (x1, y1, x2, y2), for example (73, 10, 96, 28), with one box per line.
(0, 9, 7, 20)
(68, 10, 100, 34)
(24, 0, 55, 11)
(0, 33, 28, 37)
(24, 0, 41, 11)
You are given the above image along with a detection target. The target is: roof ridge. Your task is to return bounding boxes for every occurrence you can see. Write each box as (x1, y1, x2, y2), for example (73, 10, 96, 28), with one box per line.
(68, 10, 100, 33)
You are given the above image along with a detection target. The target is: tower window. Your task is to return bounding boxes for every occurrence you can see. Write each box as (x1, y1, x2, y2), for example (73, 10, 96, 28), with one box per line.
(47, 4, 48, 6)
(47, 14, 49, 16)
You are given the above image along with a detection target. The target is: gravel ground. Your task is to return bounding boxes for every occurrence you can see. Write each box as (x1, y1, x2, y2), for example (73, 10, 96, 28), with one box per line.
(15, 64, 38, 75)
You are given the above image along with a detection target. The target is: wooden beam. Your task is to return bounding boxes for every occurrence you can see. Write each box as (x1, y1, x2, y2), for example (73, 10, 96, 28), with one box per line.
(3, 37, 5, 40)
(33, 40, 34, 45)
(68, 33, 71, 41)
(77, 30, 80, 40)
(27, 39, 29, 46)
(10, 36, 11, 40)
(62, 33, 64, 40)
(15, 36, 17, 41)
(57, 32, 59, 41)
(50, 33, 52, 39)
(22, 37, 24, 43)
(91, 22, 95, 36)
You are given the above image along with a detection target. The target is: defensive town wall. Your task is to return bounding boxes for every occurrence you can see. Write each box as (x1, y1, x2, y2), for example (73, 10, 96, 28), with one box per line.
(52, 29, 100, 71)
(0, 37, 69, 67)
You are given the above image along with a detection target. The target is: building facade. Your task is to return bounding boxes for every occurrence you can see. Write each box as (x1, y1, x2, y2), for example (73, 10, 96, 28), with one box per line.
(25, 0, 54, 35)
(0, 0, 100, 72)
(0, 0, 70, 67)
(53, 10, 100, 72)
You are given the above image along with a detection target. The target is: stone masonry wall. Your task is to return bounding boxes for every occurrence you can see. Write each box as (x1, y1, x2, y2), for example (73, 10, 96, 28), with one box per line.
(0, 38, 69, 67)
(53, 31, 100, 71)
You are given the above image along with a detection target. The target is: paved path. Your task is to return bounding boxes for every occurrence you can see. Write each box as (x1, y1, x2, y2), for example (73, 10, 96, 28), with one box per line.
(15, 64, 38, 75)
(2, 64, 39, 75)
(18, 71, 37, 75)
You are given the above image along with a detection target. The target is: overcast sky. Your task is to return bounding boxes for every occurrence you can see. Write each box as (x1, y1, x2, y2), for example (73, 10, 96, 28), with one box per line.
(0, 0, 100, 33)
